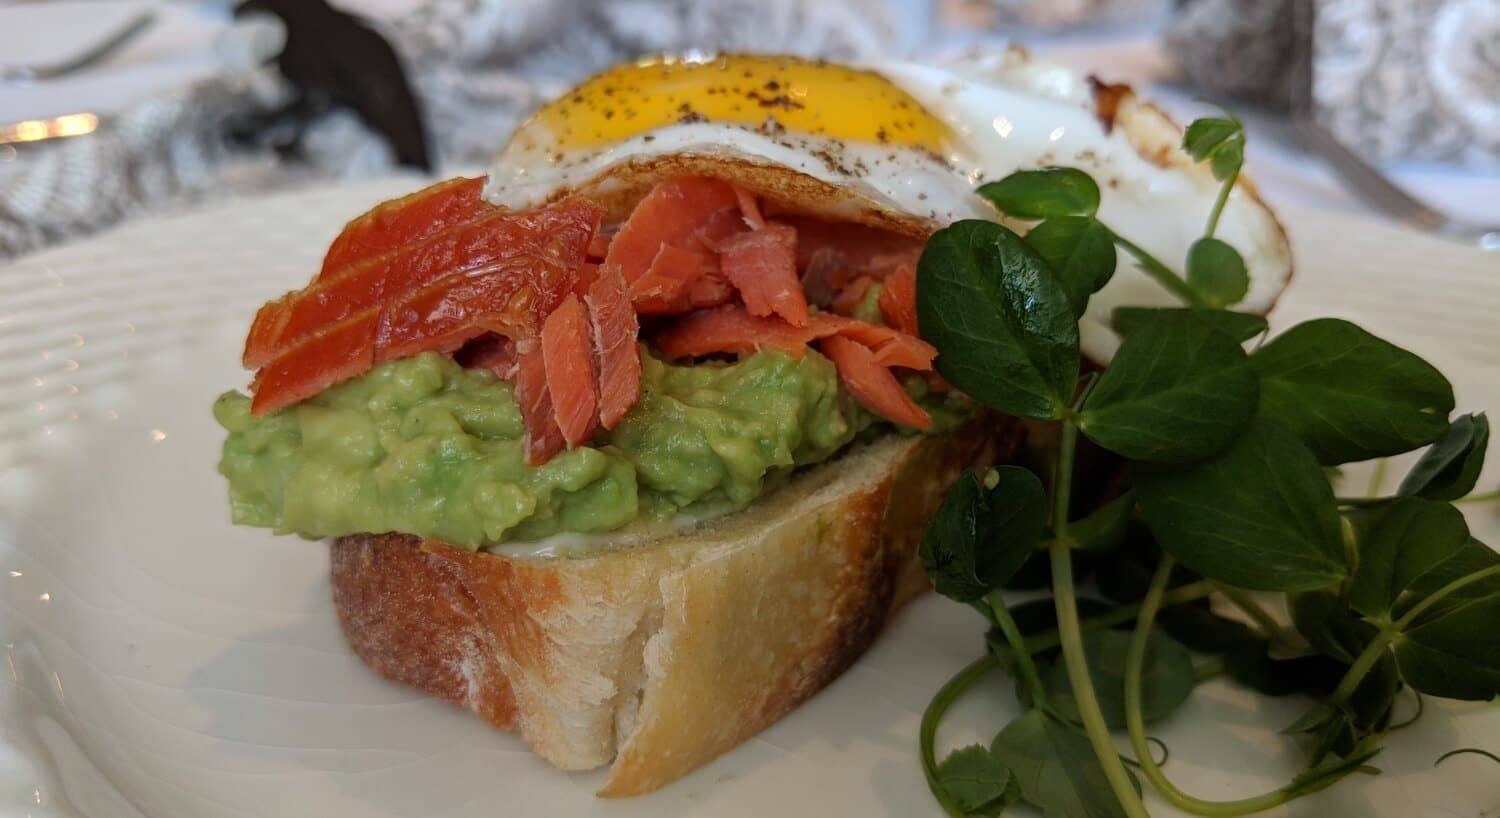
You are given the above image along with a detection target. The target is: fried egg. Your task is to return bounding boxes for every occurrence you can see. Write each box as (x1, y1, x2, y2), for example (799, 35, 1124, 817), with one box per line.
(485, 52, 1292, 362)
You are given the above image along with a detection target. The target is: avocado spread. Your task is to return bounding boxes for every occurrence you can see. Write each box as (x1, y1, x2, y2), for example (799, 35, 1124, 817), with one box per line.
(216, 348, 963, 550)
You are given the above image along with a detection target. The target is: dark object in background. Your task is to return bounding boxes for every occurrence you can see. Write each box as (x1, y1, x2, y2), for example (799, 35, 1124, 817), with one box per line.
(1165, 0, 1300, 111)
(235, 0, 430, 171)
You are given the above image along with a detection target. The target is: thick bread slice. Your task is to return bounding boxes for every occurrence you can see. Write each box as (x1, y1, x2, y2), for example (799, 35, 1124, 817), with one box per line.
(329, 419, 1021, 795)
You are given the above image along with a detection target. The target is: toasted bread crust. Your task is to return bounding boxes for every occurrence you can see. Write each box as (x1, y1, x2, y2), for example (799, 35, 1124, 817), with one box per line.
(329, 419, 1022, 795)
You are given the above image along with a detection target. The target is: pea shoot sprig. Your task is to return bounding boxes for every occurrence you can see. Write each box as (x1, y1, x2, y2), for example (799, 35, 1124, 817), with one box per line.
(912, 114, 1498, 818)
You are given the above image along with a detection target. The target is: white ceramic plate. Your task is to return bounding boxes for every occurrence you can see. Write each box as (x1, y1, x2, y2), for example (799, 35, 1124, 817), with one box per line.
(1, 178, 1497, 818)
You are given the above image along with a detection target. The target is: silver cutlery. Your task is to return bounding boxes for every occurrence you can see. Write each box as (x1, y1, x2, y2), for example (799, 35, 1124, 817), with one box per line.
(0, 10, 156, 82)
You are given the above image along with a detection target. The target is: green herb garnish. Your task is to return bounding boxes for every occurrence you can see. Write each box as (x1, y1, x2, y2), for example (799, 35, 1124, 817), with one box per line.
(913, 113, 1499, 818)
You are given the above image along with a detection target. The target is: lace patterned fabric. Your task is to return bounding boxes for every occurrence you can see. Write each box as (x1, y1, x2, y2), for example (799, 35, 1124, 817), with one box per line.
(0, 0, 893, 260)
(1167, 0, 1500, 167)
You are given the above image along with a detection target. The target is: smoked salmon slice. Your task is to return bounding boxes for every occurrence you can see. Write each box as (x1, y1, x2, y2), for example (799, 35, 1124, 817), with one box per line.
(808, 313, 936, 371)
(250, 313, 378, 417)
(455, 333, 520, 378)
(687, 271, 735, 308)
(651, 303, 935, 428)
(689, 206, 750, 253)
(247, 198, 601, 415)
(719, 223, 809, 327)
(541, 295, 600, 448)
(878, 263, 919, 336)
(819, 336, 932, 430)
(243, 295, 293, 370)
(318, 177, 490, 282)
(585, 266, 641, 429)
(830, 276, 878, 316)
(628, 244, 714, 315)
(515, 345, 566, 466)
(602, 177, 741, 284)
(628, 275, 692, 315)
(375, 260, 536, 363)
(733, 184, 765, 230)
(587, 230, 613, 259)
(780, 216, 924, 279)
(654, 305, 936, 372)
(652, 304, 814, 359)
(246, 198, 601, 369)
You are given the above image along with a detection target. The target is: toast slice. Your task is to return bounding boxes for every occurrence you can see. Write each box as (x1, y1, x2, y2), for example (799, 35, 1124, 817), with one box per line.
(329, 418, 1021, 795)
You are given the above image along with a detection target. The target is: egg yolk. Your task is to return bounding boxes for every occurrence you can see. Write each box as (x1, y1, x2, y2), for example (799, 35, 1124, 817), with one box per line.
(528, 53, 951, 152)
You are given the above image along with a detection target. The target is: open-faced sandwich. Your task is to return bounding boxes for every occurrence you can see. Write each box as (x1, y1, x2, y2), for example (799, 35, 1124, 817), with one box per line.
(214, 51, 1291, 796)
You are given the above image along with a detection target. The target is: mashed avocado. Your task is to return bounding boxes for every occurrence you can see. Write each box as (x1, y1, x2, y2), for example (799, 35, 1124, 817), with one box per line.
(216, 348, 966, 550)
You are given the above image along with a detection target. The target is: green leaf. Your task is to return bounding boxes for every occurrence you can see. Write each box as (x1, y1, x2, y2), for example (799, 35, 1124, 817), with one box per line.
(1209, 137, 1245, 183)
(1347, 497, 1469, 618)
(1284, 738, 1383, 798)
(917, 220, 1081, 419)
(977, 168, 1101, 219)
(1251, 319, 1454, 464)
(1283, 701, 1340, 736)
(1133, 420, 1347, 590)
(1185, 237, 1249, 308)
(936, 745, 1018, 816)
(1183, 118, 1240, 160)
(1112, 307, 1267, 343)
(1156, 605, 1261, 653)
(1393, 595, 1500, 701)
(1223, 646, 1346, 698)
(990, 709, 1141, 818)
(1282, 608, 1403, 731)
(1348, 651, 1402, 731)
(1081, 310, 1258, 463)
(1023, 216, 1117, 317)
(1285, 698, 1391, 768)
(1402, 538, 1500, 614)
(1399, 413, 1490, 501)
(1091, 529, 1199, 603)
(920, 467, 1047, 603)
(1066, 492, 1134, 551)
(1182, 117, 1245, 183)
(1044, 630, 1195, 728)
(1290, 590, 1378, 663)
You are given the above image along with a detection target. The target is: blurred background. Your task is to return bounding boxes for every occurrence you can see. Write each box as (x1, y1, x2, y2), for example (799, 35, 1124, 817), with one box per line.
(1, 0, 1496, 260)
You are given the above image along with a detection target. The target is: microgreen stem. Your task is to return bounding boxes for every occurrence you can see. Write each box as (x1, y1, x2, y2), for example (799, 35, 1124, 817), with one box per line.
(1050, 419, 1151, 818)
(1125, 557, 1303, 816)
(1204, 166, 1239, 238)
(1387, 689, 1424, 732)
(1106, 228, 1208, 308)
(1365, 459, 1389, 497)
(984, 589, 1050, 708)
(1212, 583, 1296, 649)
(1327, 630, 1396, 707)
(1053, 417, 1078, 537)
(1456, 488, 1500, 505)
(1329, 564, 1500, 705)
(1394, 564, 1500, 630)
(919, 654, 1001, 818)
(1023, 580, 1217, 654)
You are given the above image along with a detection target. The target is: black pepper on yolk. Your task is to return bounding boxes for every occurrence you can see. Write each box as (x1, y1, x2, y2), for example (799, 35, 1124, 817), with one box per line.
(526, 53, 953, 152)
